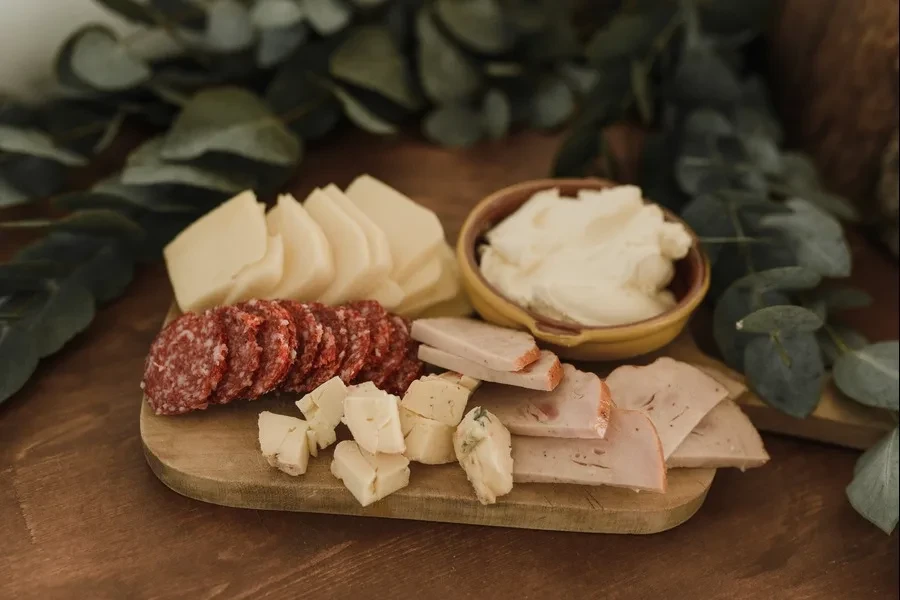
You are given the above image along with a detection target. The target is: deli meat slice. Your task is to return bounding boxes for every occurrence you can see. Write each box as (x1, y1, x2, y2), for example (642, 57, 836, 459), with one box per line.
(410, 317, 540, 371)
(667, 400, 769, 469)
(418, 345, 563, 391)
(512, 408, 666, 492)
(605, 357, 728, 459)
(471, 364, 612, 438)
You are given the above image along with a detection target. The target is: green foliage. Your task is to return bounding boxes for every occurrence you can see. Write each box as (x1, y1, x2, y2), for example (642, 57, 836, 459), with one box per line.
(846, 427, 899, 534)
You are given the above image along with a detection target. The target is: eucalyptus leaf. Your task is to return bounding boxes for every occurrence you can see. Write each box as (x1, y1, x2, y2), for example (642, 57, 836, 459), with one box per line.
(552, 127, 600, 178)
(94, 0, 157, 25)
(162, 87, 301, 166)
(257, 25, 309, 67)
(52, 188, 197, 215)
(744, 332, 825, 418)
(847, 427, 899, 534)
(2, 210, 145, 245)
(813, 287, 873, 313)
(713, 281, 788, 369)
(556, 63, 600, 96)
(0, 177, 29, 208)
(205, 0, 256, 53)
(793, 188, 860, 223)
(434, 0, 515, 55)
(251, 0, 307, 27)
(150, 0, 208, 31)
(0, 322, 39, 406)
(416, 7, 482, 104)
(737, 305, 824, 334)
(760, 198, 851, 278)
(817, 325, 868, 367)
(0, 262, 70, 295)
(585, 7, 675, 65)
(0, 125, 87, 166)
(734, 266, 822, 292)
(529, 76, 575, 130)
(58, 26, 152, 92)
(422, 105, 484, 147)
(481, 89, 510, 140)
(304, 0, 352, 36)
(681, 195, 734, 264)
(484, 59, 523, 77)
(332, 85, 397, 134)
(671, 43, 742, 104)
(122, 162, 251, 193)
(265, 69, 342, 140)
(23, 278, 97, 358)
(630, 59, 653, 125)
(834, 342, 900, 411)
(331, 26, 420, 110)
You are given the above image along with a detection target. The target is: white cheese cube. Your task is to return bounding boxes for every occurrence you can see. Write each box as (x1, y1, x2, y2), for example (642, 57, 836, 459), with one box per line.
(258, 411, 310, 476)
(223, 233, 284, 304)
(342, 388, 405, 454)
(400, 376, 470, 427)
(306, 430, 318, 458)
(295, 376, 348, 450)
(399, 406, 455, 464)
(164, 190, 268, 313)
(267, 194, 334, 301)
(330, 440, 410, 507)
(454, 407, 514, 505)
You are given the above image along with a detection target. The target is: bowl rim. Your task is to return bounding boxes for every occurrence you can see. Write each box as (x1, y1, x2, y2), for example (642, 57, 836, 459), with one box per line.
(457, 177, 711, 340)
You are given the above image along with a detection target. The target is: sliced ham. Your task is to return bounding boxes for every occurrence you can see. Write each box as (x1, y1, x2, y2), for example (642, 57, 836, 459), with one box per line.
(418, 345, 563, 391)
(410, 317, 540, 371)
(471, 364, 612, 438)
(667, 400, 769, 469)
(511, 408, 666, 493)
(605, 357, 728, 459)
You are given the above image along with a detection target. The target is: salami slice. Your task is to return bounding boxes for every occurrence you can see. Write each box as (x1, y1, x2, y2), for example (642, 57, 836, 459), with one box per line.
(348, 300, 392, 376)
(142, 311, 228, 415)
(210, 306, 263, 404)
(384, 337, 425, 396)
(336, 306, 371, 384)
(299, 303, 342, 393)
(278, 300, 323, 392)
(360, 315, 409, 389)
(238, 299, 297, 397)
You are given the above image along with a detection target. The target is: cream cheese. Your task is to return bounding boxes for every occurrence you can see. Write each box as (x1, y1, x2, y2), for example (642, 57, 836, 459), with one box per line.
(480, 186, 692, 327)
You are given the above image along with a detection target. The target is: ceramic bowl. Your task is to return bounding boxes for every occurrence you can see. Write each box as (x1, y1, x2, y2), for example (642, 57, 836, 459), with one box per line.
(456, 178, 710, 361)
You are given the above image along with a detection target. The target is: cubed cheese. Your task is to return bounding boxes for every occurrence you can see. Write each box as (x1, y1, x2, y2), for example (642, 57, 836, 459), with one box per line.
(331, 440, 410, 507)
(267, 194, 334, 301)
(223, 233, 284, 304)
(454, 407, 514, 505)
(306, 188, 376, 305)
(164, 190, 267, 312)
(323, 183, 392, 289)
(342, 387, 405, 454)
(258, 411, 311, 476)
(395, 243, 461, 317)
(400, 406, 455, 464)
(295, 376, 348, 450)
(400, 376, 470, 426)
(345, 174, 445, 282)
(433, 371, 482, 392)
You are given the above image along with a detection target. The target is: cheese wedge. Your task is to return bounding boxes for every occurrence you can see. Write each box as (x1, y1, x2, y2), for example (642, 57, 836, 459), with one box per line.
(473, 364, 612, 438)
(164, 190, 267, 312)
(512, 408, 667, 492)
(341, 386, 405, 454)
(267, 194, 334, 301)
(418, 345, 563, 391)
(411, 316, 540, 372)
(223, 233, 284, 304)
(331, 440, 410, 507)
(323, 183, 392, 288)
(667, 400, 769, 469)
(306, 187, 376, 305)
(345, 174, 445, 282)
(396, 253, 442, 307)
(366, 279, 405, 311)
(257, 411, 311, 476)
(454, 407, 514, 505)
(399, 406, 456, 464)
(401, 376, 471, 426)
(605, 357, 729, 459)
(416, 286, 475, 320)
(295, 376, 348, 451)
(395, 244, 461, 317)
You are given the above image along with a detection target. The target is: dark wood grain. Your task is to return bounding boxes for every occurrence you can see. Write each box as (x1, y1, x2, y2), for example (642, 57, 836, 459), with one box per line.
(1, 131, 897, 600)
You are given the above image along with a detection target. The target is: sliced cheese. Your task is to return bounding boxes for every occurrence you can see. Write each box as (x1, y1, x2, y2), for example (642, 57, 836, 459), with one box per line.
(331, 440, 410, 507)
(399, 406, 455, 464)
(512, 408, 667, 492)
(416, 286, 474, 320)
(323, 183, 392, 290)
(267, 194, 334, 301)
(395, 244, 461, 317)
(305, 187, 376, 304)
(257, 411, 311, 476)
(223, 233, 284, 304)
(164, 190, 267, 312)
(668, 400, 769, 470)
(345, 174, 445, 282)
(396, 253, 442, 307)
(342, 386, 405, 454)
(454, 407, 514, 505)
(365, 279, 405, 311)
(605, 357, 729, 459)
(410, 316, 540, 372)
(401, 376, 471, 426)
(295, 376, 348, 450)
(418, 345, 563, 391)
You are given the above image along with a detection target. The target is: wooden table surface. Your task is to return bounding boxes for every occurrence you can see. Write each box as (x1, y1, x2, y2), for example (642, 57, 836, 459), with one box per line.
(1, 132, 898, 600)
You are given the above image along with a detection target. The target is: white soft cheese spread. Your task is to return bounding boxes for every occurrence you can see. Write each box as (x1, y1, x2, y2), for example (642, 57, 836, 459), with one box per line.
(479, 186, 692, 327)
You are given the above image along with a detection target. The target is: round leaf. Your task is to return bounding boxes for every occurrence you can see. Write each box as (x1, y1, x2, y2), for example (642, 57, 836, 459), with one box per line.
(304, 0, 352, 36)
(24, 278, 97, 358)
(251, 0, 306, 27)
(332, 85, 397, 134)
(416, 7, 482, 104)
(736, 305, 824, 334)
(94, 0, 156, 24)
(817, 325, 868, 367)
(552, 127, 600, 178)
(813, 287, 873, 313)
(680, 195, 734, 264)
(760, 198, 851, 278)
(422, 106, 484, 147)
(529, 76, 574, 130)
(672, 44, 742, 104)
(584, 8, 674, 65)
(713, 281, 788, 369)
(434, 0, 515, 55)
(846, 427, 899, 534)
(481, 89, 510, 140)
(265, 69, 342, 140)
(256, 24, 309, 67)
(834, 342, 900, 411)
(205, 0, 256, 53)
(150, 0, 208, 31)
(743, 332, 825, 418)
(0, 323, 39, 406)
(733, 266, 822, 292)
(58, 25, 152, 92)
(0, 176, 30, 208)
(0, 125, 87, 166)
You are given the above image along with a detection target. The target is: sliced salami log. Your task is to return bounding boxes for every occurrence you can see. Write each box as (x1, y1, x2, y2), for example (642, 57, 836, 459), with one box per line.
(278, 300, 323, 393)
(371, 316, 413, 391)
(384, 337, 425, 397)
(142, 311, 228, 415)
(210, 306, 263, 404)
(336, 306, 371, 384)
(299, 303, 341, 393)
(349, 300, 392, 378)
(238, 299, 297, 397)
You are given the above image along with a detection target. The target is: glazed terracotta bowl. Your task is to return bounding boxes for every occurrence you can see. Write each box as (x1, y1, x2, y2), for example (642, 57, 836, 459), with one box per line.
(456, 178, 710, 361)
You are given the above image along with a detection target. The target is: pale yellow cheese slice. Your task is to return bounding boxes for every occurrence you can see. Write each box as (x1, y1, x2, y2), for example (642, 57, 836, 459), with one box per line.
(345, 174, 445, 282)
(305, 188, 375, 305)
(267, 194, 334, 301)
(223, 233, 284, 304)
(323, 183, 392, 282)
(164, 190, 267, 312)
(366, 279, 405, 311)
(396, 244, 461, 317)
